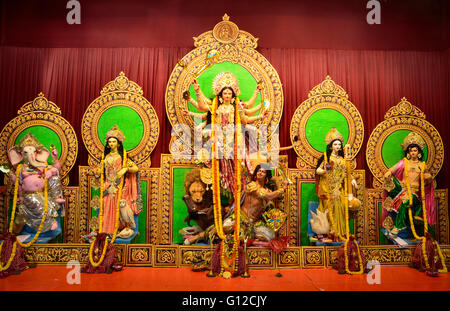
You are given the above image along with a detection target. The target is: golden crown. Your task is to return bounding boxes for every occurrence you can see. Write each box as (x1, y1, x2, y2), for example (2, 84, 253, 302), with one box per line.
(324, 127, 344, 145)
(105, 125, 126, 143)
(212, 72, 240, 96)
(401, 131, 425, 151)
(19, 133, 43, 150)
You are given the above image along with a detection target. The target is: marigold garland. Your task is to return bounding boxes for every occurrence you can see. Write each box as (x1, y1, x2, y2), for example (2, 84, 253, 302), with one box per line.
(89, 150, 127, 268)
(0, 241, 17, 272)
(404, 158, 447, 273)
(343, 163, 363, 275)
(322, 152, 342, 241)
(3, 165, 50, 269)
(232, 99, 242, 273)
(210, 95, 243, 276)
(9, 166, 50, 248)
(211, 97, 226, 240)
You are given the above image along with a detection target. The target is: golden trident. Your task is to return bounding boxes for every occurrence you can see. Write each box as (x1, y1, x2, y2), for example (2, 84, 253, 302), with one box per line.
(193, 49, 219, 78)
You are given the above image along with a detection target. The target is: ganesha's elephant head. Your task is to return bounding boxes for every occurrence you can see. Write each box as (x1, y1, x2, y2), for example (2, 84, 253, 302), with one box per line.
(7, 133, 50, 168)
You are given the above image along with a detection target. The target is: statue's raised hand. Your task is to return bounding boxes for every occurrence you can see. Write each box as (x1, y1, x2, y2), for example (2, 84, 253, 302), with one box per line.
(193, 79, 200, 92)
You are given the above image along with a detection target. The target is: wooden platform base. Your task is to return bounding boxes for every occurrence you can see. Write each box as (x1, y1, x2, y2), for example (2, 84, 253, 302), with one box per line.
(22, 244, 450, 268)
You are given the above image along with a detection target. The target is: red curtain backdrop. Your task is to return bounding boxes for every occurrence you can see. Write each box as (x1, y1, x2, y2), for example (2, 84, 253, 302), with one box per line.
(0, 46, 448, 189)
(0, 0, 449, 189)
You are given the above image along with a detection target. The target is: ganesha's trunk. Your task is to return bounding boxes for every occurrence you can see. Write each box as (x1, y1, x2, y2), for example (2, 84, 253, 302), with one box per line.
(27, 154, 47, 168)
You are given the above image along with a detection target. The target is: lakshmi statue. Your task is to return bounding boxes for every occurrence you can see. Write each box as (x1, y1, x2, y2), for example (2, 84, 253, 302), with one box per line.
(315, 128, 358, 241)
(95, 125, 142, 240)
(382, 132, 434, 242)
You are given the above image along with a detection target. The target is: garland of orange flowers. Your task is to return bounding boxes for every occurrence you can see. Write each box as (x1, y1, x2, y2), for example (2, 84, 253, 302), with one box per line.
(343, 158, 364, 275)
(8, 165, 50, 248)
(322, 152, 342, 241)
(2, 164, 50, 270)
(0, 240, 17, 272)
(232, 98, 242, 273)
(89, 149, 127, 268)
(211, 95, 243, 276)
(404, 158, 447, 273)
(211, 97, 226, 240)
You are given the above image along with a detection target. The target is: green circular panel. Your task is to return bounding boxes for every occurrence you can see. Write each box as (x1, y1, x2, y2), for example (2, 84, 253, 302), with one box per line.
(305, 109, 349, 152)
(14, 126, 62, 165)
(98, 106, 144, 151)
(382, 130, 428, 168)
(188, 62, 261, 116)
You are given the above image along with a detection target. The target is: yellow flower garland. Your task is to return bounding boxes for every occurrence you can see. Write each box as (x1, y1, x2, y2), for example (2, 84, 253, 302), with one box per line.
(232, 100, 242, 273)
(8, 165, 50, 248)
(89, 149, 127, 268)
(210, 95, 243, 276)
(2, 164, 50, 270)
(0, 241, 17, 272)
(211, 97, 226, 240)
(8, 165, 22, 233)
(322, 152, 343, 241)
(343, 160, 363, 275)
(404, 158, 447, 273)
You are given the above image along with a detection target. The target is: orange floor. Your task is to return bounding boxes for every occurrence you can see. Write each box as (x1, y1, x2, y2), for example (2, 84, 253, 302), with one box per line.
(1, 265, 449, 291)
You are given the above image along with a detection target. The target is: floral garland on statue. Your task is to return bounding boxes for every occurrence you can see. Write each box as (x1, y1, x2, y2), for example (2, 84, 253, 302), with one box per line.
(404, 158, 447, 273)
(88, 150, 127, 268)
(211, 97, 226, 241)
(232, 98, 242, 275)
(1, 165, 50, 271)
(343, 158, 364, 275)
(211, 95, 243, 278)
(322, 152, 343, 242)
(0, 240, 17, 272)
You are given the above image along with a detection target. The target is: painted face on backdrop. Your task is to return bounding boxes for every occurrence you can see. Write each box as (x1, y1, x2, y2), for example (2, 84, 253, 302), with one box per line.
(332, 140, 342, 154)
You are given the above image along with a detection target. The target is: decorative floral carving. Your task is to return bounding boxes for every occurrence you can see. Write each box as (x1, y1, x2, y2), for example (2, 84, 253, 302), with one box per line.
(0, 94, 78, 185)
(165, 14, 283, 152)
(290, 76, 364, 168)
(82, 72, 159, 166)
(366, 98, 443, 187)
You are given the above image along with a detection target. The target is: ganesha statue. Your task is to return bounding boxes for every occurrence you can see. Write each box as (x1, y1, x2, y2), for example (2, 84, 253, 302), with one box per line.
(7, 133, 65, 243)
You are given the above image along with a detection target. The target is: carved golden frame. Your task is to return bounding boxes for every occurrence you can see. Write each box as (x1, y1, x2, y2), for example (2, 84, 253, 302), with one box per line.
(0, 92, 78, 185)
(290, 76, 364, 169)
(366, 97, 444, 188)
(165, 14, 284, 153)
(81, 72, 159, 167)
(365, 97, 448, 244)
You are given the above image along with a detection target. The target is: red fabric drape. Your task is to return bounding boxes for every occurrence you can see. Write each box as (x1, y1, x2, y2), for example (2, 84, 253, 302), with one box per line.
(0, 47, 448, 189)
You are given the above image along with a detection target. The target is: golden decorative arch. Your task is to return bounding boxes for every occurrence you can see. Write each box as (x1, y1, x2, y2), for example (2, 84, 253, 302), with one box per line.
(81, 72, 160, 166)
(0, 92, 78, 185)
(165, 14, 284, 153)
(290, 76, 364, 168)
(366, 97, 444, 188)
